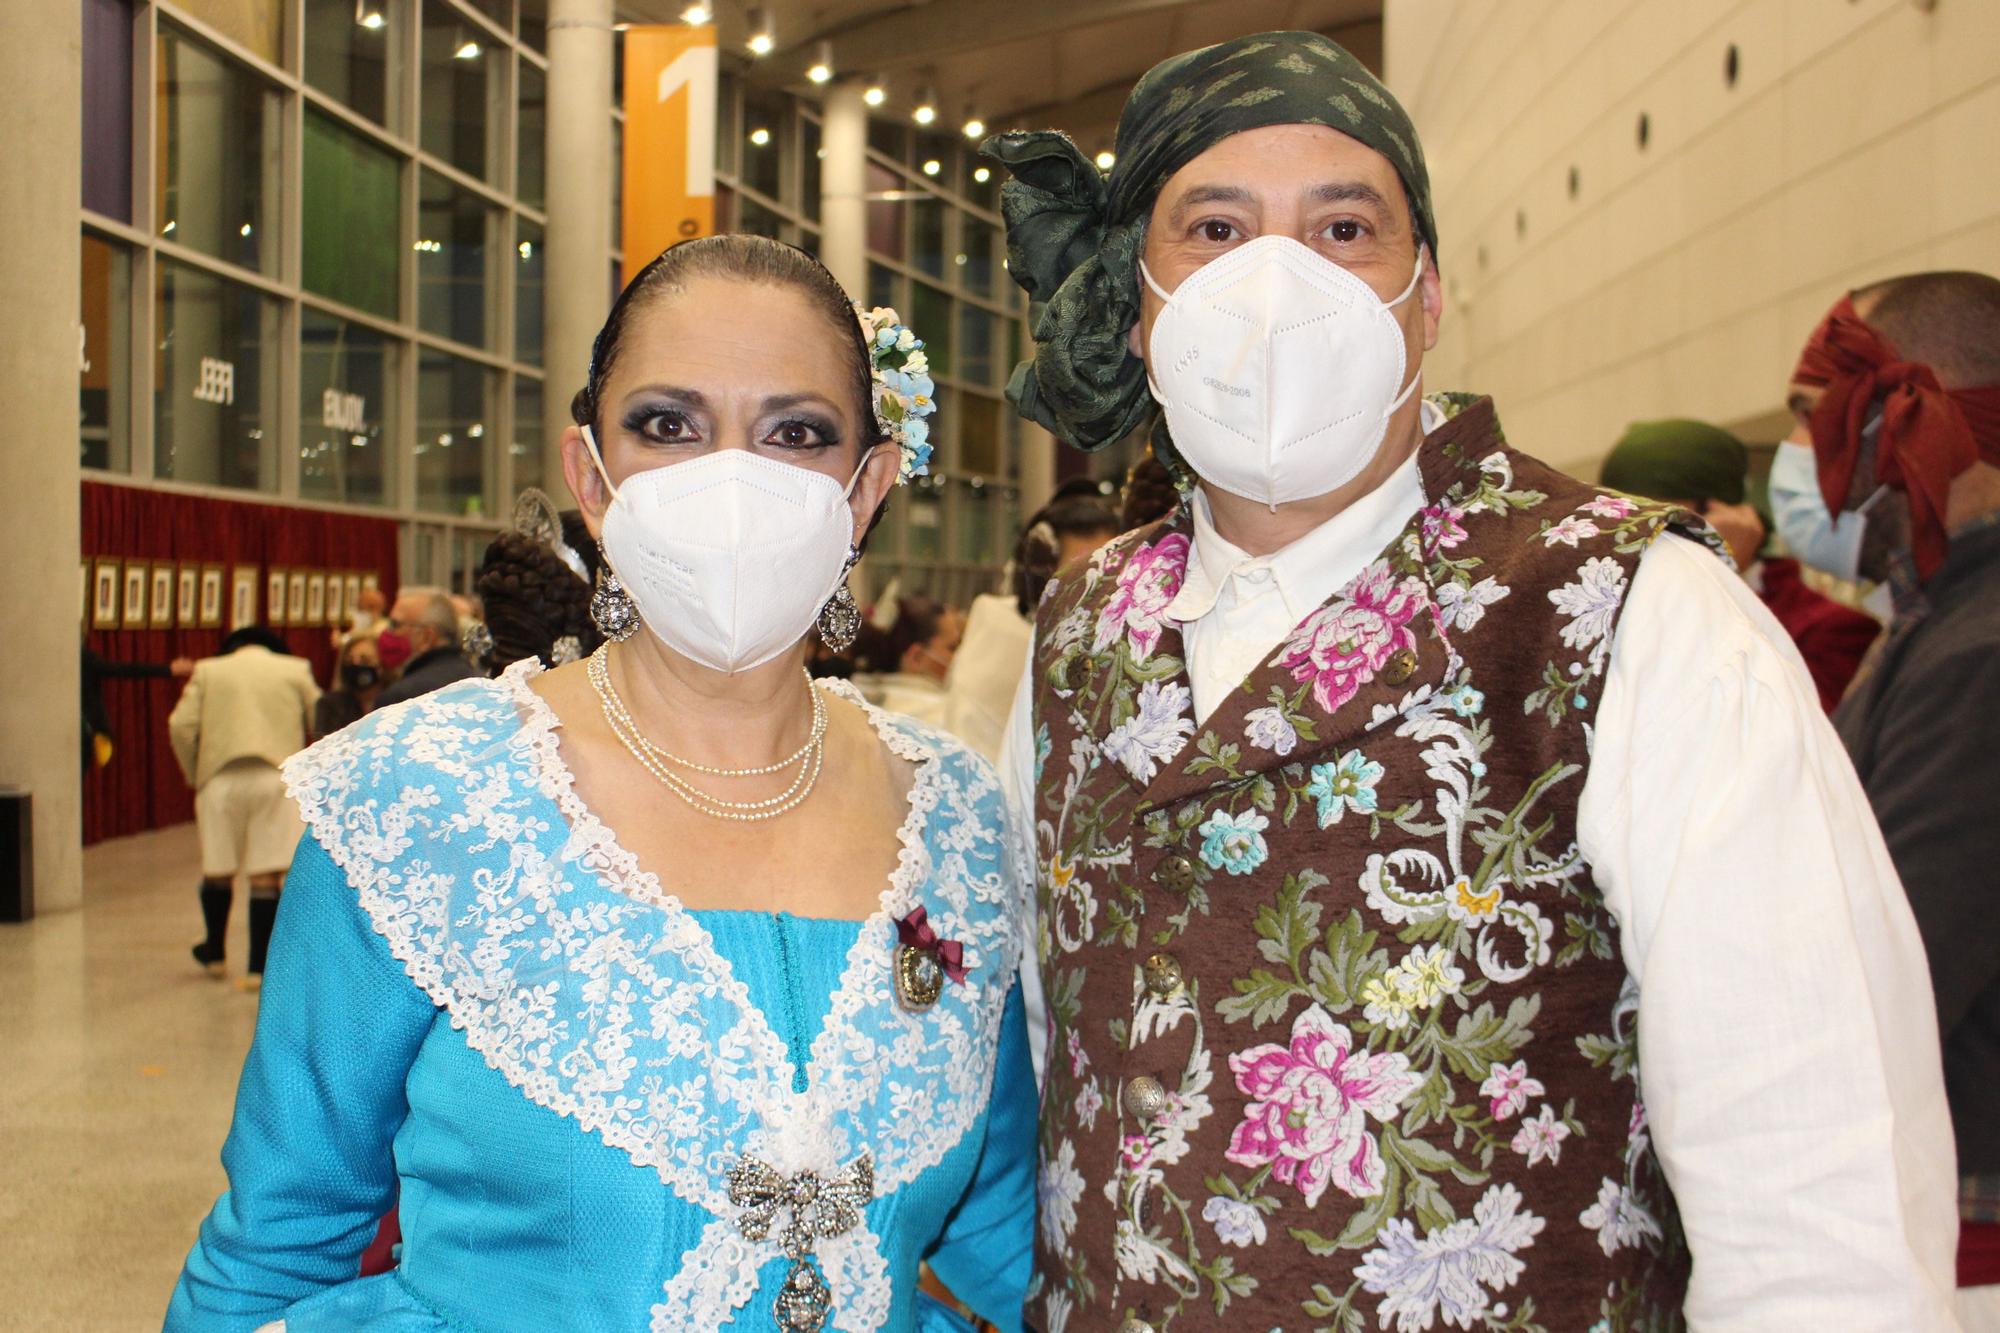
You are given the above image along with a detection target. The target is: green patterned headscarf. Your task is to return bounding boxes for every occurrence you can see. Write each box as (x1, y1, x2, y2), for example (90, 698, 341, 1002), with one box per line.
(981, 31, 1436, 454)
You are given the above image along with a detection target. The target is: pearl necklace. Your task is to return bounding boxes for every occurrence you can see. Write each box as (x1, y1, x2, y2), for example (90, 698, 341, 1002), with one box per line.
(587, 645, 827, 822)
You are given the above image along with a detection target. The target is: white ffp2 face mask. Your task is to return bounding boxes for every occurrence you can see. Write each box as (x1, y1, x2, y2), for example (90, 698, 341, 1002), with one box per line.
(1768, 414, 1886, 583)
(1142, 237, 1424, 508)
(584, 429, 865, 673)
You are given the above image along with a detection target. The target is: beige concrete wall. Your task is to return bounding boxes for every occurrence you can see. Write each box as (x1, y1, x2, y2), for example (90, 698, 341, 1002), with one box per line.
(1385, 0, 2000, 473)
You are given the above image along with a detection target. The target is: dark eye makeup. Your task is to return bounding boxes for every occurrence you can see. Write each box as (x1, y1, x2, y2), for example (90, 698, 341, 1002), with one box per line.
(623, 404, 701, 445)
(762, 414, 843, 450)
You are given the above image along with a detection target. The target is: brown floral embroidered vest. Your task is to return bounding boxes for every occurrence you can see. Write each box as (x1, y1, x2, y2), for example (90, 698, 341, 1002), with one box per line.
(1025, 399, 1704, 1333)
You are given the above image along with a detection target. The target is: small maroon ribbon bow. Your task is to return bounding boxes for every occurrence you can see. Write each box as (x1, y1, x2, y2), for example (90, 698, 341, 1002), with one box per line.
(895, 906, 967, 985)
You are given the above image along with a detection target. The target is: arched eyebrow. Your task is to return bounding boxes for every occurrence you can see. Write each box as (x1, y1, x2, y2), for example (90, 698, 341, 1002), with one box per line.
(1308, 180, 1393, 213)
(1166, 185, 1256, 229)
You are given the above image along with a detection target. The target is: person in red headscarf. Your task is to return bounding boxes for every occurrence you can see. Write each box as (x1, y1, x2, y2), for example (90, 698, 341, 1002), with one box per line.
(1786, 269, 2000, 1321)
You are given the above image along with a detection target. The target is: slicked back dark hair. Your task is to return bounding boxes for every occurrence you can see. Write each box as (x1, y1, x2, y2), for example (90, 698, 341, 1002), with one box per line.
(1854, 270, 2000, 389)
(570, 234, 888, 460)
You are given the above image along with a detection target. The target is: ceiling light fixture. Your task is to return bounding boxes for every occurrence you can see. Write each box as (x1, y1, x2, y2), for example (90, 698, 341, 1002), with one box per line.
(972, 165, 991, 184)
(962, 116, 986, 140)
(745, 7, 773, 54)
(453, 38, 480, 59)
(1094, 149, 1116, 170)
(749, 126, 771, 146)
(922, 158, 941, 176)
(863, 82, 886, 107)
(354, 0, 386, 30)
(805, 40, 833, 85)
(680, 2, 711, 24)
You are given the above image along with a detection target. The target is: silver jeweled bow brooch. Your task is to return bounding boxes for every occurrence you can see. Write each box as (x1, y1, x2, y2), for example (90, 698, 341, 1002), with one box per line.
(726, 1153, 875, 1332)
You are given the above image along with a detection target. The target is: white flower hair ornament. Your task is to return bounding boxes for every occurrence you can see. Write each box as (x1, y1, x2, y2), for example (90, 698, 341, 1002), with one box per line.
(857, 304, 936, 483)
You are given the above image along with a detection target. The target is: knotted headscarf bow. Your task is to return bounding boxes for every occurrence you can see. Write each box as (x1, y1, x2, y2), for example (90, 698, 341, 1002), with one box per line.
(982, 31, 1438, 459)
(1793, 294, 2000, 581)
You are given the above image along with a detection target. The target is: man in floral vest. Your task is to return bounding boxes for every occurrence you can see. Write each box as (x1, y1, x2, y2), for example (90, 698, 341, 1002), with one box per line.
(982, 31, 1959, 1333)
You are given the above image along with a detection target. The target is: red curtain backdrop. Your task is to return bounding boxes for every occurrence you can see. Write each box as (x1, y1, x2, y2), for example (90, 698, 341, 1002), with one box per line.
(80, 480, 401, 845)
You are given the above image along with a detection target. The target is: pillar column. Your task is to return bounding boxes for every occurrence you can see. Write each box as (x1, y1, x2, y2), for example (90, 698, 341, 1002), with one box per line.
(541, 0, 613, 492)
(819, 79, 868, 298)
(0, 3, 82, 910)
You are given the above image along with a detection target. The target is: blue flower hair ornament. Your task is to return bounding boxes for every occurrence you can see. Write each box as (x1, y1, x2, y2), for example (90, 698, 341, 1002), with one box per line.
(856, 304, 937, 483)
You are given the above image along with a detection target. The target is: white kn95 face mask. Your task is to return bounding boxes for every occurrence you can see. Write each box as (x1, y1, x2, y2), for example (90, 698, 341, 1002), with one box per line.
(584, 428, 865, 673)
(1142, 236, 1424, 508)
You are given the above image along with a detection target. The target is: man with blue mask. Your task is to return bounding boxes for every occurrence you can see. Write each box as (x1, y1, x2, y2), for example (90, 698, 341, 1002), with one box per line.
(1785, 272, 2000, 1321)
(987, 32, 1956, 1333)
(1600, 418, 1879, 711)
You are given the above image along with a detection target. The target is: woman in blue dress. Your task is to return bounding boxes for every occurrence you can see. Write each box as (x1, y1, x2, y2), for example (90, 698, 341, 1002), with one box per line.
(167, 235, 1035, 1332)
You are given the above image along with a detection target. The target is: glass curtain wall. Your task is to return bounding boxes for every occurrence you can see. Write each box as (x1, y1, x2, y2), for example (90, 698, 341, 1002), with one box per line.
(712, 76, 1032, 609)
(79, 0, 574, 591)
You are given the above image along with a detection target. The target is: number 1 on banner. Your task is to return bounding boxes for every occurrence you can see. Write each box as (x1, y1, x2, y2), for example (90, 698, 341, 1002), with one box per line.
(622, 24, 718, 287)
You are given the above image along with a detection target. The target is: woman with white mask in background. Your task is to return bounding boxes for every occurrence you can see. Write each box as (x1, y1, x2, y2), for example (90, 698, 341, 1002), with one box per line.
(167, 235, 1036, 1333)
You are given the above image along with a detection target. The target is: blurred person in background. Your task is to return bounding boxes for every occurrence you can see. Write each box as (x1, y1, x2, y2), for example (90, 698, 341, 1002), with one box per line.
(1600, 417, 1879, 710)
(1121, 445, 1182, 531)
(329, 584, 386, 653)
(168, 626, 319, 987)
(986, 29, 1957, 1329)
(1783, 270, 2000, 1325)
(313, 631, 384, 740)
(471, 490, 604, 674)
(373, 587, 476, 707)
(81, 632, 193, 775)
(852, 594, 964, 728)
(945, 492, 1120, 762)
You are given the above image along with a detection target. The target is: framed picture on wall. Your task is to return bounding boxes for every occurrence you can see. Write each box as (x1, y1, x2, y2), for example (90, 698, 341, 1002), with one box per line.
(344, 573, 363, 615)
(306, 572, 326, 626)
(326, 570, 346, 626)
(121, 561, 149, 630)
(176, 564, 199, 627)
(149, 563, 175, 628)
(230, 566, 259, 630)
(266, 567, 288, 628)
(92, 559, 120, 630)
(200, 565, 226, 628)
(286, 570, 308, 626)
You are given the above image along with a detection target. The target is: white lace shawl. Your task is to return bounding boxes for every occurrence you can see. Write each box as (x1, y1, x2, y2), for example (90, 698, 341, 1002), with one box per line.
(281, 661, 1023, 1331)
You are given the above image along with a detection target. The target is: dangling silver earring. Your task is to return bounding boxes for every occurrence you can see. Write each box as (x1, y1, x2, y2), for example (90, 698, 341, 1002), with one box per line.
(591, 554, 640, 643)
(817, 546, 862, 653)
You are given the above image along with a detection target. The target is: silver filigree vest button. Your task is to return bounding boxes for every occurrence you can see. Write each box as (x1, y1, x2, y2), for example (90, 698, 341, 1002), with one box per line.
(1122, 1075, 1168, 1121)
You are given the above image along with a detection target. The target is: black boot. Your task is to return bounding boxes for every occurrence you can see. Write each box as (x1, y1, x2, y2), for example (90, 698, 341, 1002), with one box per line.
(246, 893, 280, 979)
(192, 879, 231, 977)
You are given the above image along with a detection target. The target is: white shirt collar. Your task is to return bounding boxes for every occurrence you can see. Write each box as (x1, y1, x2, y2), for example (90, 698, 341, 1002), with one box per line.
(1166, 401, 1441, 627)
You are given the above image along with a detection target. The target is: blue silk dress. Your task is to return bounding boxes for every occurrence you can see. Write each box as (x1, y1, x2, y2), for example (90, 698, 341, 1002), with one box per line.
(165, 664, 1036, 1332)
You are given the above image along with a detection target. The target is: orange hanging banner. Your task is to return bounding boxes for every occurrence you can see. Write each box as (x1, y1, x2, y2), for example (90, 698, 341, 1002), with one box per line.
(621, 24, 718, 286)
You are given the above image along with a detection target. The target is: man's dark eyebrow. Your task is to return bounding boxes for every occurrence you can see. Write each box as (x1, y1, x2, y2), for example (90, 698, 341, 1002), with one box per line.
(1308, 180, 1393, 213)
(1167, 184, 1256, 225)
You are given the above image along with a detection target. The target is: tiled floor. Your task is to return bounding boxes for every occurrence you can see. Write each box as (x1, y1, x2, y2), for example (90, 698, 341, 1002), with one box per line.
(0, 823, 261, 1330)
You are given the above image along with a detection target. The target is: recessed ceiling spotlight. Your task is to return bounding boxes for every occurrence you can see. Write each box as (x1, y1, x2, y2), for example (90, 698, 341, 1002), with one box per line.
(863, 83, 886, 107)
(962, 117, 986, 139)
(680, 2, 711, 24)
(1094, 149, 1116, 170)
(806, 40, 833, 85)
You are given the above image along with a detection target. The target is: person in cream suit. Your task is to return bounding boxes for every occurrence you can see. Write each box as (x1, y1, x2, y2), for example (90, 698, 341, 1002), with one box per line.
(169, 626, 319, 987)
